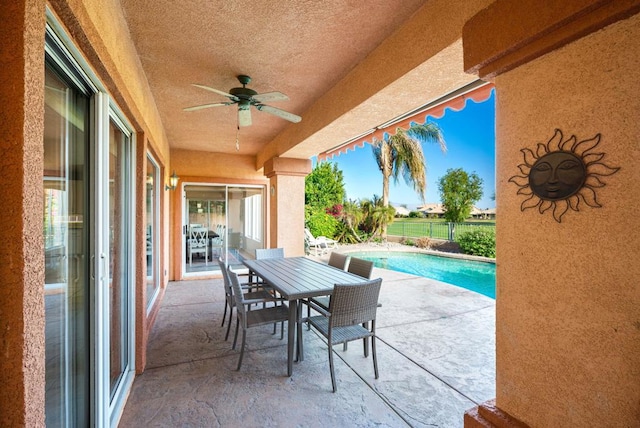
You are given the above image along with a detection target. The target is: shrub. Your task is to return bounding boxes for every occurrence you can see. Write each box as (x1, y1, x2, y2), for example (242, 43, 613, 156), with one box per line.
(456, 229, 496, 258)
(408, 211, 423, 218)
(402, 238, 415, 246)
(415, 237, 431, 249)
(306, 211, 339, 239)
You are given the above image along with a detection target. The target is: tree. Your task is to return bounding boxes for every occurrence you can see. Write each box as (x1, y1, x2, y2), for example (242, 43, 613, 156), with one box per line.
(305, 162, 345, 210)
(438, 168, 484, 223)
(371, 123, 446, 237)
(304, 162, 345, 239)
(358, 196, 395, 240)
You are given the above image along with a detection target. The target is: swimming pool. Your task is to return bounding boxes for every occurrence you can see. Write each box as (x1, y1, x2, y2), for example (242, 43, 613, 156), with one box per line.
(346, 251, 496, 299)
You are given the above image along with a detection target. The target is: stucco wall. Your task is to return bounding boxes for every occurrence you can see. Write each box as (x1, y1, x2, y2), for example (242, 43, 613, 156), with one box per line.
(495, 13, 640, 427)
(0, 2, 46, 426)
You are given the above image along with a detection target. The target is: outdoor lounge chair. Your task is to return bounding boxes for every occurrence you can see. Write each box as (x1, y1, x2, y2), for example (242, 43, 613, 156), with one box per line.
(304, 228, 338, 256)
(304, 278, 383, 392)
(228, 268, 289, 371)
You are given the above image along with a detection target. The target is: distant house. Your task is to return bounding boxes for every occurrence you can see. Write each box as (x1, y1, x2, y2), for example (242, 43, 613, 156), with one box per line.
(419, 203, 496, 220)
(392, 205, 411, 217)
(471, 207, 496, 220)
(417, 203, 446, 218)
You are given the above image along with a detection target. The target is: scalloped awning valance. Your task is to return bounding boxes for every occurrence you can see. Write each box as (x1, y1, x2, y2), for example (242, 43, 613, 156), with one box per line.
(318, 81, 494, 161)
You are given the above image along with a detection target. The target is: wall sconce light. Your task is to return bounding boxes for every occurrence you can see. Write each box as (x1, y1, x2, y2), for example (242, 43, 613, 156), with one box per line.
(165, 170, 179, 191)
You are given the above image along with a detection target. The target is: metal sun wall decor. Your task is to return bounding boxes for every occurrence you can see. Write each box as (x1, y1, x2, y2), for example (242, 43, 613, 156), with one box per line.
(509, 129, 620, 223)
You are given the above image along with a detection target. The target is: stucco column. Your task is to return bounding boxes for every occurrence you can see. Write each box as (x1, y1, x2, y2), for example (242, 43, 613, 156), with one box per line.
(0, 1, 46, 426)
(463, 2, 640, 427)
(264, 157, 312, 256)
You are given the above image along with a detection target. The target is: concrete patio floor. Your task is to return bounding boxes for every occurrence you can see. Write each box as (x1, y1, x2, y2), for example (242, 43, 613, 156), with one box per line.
(119, 259, 496, 427)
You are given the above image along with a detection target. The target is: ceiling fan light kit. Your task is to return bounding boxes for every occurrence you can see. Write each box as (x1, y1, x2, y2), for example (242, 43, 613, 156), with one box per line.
(184, 74, 301, 128)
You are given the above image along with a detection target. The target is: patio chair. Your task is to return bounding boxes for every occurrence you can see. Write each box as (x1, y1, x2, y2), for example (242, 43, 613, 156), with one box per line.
(228, 268, 289, 371)
(347, 257, 374, 279)
(312, 256, 371, 312)
(217, 258, 273, 341)
(255, 247, 284, 259)
(306, 252, 350, 326)
(253, 248, 285, 333)
(304, 278, 383, 392)
(304, 228, 338, 256)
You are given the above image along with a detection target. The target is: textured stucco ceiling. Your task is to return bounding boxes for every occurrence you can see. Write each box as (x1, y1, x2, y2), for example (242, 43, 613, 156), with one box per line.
(119, 0, 478, 162)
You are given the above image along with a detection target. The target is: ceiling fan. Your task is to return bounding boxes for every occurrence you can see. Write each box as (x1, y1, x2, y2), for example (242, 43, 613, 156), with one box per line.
(183, 75, 302, 127)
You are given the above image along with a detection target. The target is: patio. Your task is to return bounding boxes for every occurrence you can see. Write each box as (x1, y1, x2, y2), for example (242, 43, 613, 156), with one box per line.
(119, 260, 495, 427)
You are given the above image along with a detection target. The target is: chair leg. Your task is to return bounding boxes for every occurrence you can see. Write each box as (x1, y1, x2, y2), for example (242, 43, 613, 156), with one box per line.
(224, 306, 234, 341)
(232, 318, 240, 350)
(329, 346, 337, 393)
(372, 335, 379, 379)
(363, 322, 369, 357)
(221, 301, 228, 327)
(236, 329, 247, 371)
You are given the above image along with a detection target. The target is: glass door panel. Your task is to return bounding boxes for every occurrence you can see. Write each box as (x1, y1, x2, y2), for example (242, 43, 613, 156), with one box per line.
(145, 154, 160, 307)
(44, 63, 90, 427)
(108, 120, 130, 399)
(184, 185, 225, 274)
(183, 184, 265, 275)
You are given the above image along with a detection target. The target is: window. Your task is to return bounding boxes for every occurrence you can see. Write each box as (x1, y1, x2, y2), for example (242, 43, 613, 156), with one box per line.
(145, 153, 160, 308)
(244, 193, 263, 242)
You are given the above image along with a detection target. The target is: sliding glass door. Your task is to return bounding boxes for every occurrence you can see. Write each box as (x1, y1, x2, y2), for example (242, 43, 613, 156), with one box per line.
(183, 184, 265, 275)
(44, 18, 135, 426)
(44, 59, 91, 427)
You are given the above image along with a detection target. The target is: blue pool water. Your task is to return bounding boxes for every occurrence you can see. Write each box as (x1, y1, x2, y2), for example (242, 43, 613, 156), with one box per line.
(347, 251, 496, 299)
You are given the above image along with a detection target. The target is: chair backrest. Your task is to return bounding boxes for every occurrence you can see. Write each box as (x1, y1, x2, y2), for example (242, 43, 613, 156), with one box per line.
(328, 252, 349, 270)
(217, 258, 233, 299)
(227, 267, 248, 326)
(190, 227, 208, 247)
(212, 225, 225, 245)
(304, 228, 315, 241)
(347, 257, 374, 279)
(329, 278, 382, 328)
(255, 248, 284, 259)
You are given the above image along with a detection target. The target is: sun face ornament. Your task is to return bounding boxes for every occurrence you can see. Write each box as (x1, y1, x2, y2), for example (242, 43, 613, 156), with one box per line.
(509, 129, 620, 223)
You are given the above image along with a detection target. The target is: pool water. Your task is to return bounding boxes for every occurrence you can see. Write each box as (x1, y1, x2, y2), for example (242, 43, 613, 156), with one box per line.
(347, 251, 496, 299)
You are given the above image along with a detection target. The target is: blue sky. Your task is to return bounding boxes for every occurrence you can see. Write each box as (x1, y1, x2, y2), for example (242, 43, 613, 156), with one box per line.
(319, 91, 496, 210)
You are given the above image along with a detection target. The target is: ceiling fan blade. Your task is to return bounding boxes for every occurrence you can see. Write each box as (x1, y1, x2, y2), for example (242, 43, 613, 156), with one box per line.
(183, 102, 232, 112)
(238, 107, 252, 127)
(256, 104, 301, 123)
(252, 91, 289, 103)
(191, 84, 238, 101)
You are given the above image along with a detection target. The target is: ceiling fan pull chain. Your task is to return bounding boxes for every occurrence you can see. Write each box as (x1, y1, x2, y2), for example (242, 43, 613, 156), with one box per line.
(235, 124, 240, 151)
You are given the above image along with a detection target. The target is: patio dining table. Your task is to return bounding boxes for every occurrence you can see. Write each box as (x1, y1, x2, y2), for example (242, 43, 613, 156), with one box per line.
(242, 256, 366, 376)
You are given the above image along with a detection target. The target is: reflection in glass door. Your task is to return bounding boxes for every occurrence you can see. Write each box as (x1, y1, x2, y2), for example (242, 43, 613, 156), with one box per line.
(44, 57, 90, 427)
(183, 185, 265, 275)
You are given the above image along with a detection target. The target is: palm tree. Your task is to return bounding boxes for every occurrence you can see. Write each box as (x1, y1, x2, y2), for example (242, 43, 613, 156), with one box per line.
(357, 196, 396, 241)
(371, 123, 446, 238)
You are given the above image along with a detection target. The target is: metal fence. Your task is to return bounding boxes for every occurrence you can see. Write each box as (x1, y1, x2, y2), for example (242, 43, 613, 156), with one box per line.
(387, 221, 495, 241)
